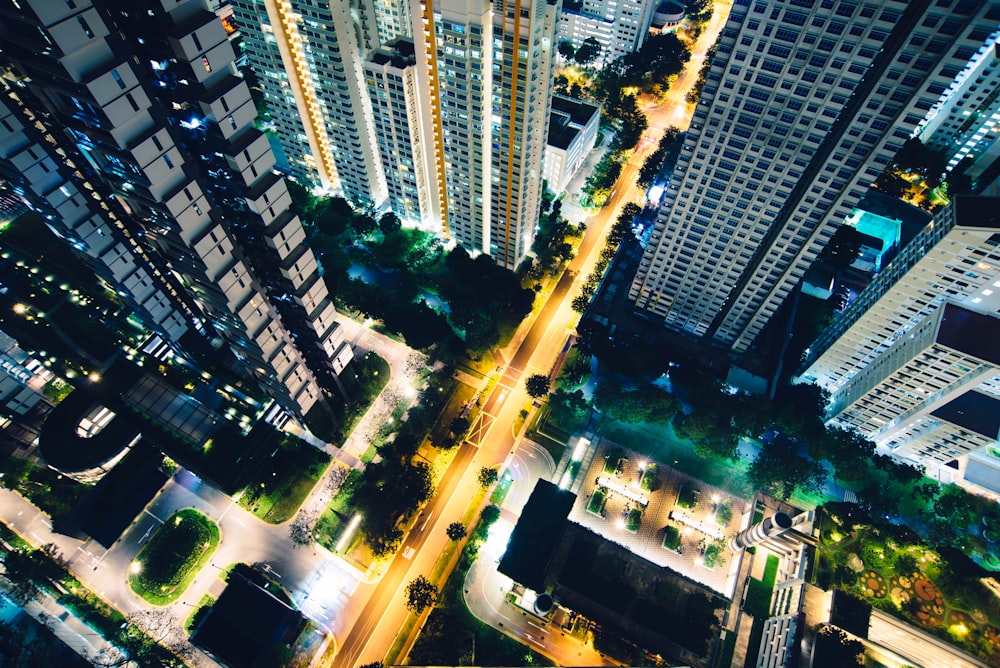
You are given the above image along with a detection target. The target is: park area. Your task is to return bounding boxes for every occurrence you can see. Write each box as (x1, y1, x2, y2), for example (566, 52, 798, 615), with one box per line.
(570, 440, 745, 597)
(237, 436, 329, 524)
(128, 509, 219, 605)
(814, 504, 1000, 665)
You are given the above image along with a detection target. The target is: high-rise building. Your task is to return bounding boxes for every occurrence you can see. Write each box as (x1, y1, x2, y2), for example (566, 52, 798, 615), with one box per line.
(364, 39, 441, 228)
(557, 0, 658, 65)
(231, 0, 388, 206)
(629, 0, 1000, 356)
(383, 0, 560, 269)
(0, 0, 351, 417)
(917, 29, 1000, 179)
(798, 197, 1000, 484)
(234, 0, 558, 269)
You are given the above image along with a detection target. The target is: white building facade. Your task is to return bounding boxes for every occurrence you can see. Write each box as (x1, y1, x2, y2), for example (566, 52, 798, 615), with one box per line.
(799, 197, 1000, 487)
(629, 0, 1000, 356)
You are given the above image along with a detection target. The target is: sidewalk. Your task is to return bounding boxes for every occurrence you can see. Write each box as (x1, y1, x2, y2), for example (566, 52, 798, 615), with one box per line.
(0, 585, 127, 666)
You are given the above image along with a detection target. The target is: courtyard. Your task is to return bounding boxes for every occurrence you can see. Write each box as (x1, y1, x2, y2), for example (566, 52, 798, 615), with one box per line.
(569, 440, 747, 597)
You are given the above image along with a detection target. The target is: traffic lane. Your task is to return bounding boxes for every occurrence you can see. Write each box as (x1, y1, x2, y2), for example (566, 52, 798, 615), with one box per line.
(331, 441, 478, 668)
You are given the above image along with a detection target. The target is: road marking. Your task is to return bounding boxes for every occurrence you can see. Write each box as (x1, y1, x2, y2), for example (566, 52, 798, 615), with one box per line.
(524, 633, 544, 647)
(143, 509, 163, 523)
(418, 512, 433, 533)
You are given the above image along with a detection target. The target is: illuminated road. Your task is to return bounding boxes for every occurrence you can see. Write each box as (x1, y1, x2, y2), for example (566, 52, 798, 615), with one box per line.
(331, 3, 735, 665)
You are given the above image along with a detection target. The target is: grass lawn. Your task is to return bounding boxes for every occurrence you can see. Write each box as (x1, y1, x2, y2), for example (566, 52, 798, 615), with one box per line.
(428, 380, 478, 447)
(714, 628, 737, 668)
(129, 509, 219, 605)
(238, 437, 329, 523)
(744, 554, 779, 618)
(587, 489, 607, 515)
(663, 525, 682, 550)
(743, 618, 765, 668)
(313, 470, 362, 552)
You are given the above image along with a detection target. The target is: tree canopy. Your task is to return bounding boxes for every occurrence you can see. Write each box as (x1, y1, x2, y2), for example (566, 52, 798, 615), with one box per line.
(405, 575, 439, 613)
(525, 374, 551, 398)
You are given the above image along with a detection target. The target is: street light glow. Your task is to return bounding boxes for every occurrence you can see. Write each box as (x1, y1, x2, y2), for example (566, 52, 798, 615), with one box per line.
(336, 514, 362, 552)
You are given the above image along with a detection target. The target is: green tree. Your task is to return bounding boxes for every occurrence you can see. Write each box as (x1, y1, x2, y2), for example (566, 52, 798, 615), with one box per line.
(446, 522, 467, 541)
(574, 37, 602, 65)
(525, 374, 550, 398)
(547, 388, 592, 431)
(637, 127, 680, 189)
(405, 575, 439, 613)
(747, 437, 825, 501)
(480, 504, 501, 526)
(674, 412, 739, 460)
(449, 416, 470, 436)
(557, 41, 575, 59)
(478, 466, 499, 488)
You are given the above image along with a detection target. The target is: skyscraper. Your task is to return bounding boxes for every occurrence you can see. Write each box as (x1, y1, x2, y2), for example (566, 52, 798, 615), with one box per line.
(0, 0, 351, 417)
(231, 0, 388, 207)
(916, 29, 1000, 179)
(629, 0, 1000, 356)
(557, 0, 658, 65)
(797, 196, 1000, 483)
(234, 0, 559, 269)
(415, 0, 559, 267)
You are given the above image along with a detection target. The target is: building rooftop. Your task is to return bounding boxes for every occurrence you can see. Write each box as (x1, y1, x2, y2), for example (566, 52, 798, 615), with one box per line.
(192, 568, 307, 668)
(931, 390, 1000, 440)
(551, 95, 601, 127)
(497, 479, 575, 591)
(936, 303, 1000, 366)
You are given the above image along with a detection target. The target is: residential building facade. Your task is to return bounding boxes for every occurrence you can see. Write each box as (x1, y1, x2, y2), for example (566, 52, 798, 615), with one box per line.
(629, 0, 1000, 356)
(234, 0, 558, 269)
(230, 0, 388, 207)
(798, 197, 1000, 486)
(0, 0, 351, 417)
(557, 0, 658, 65)
(917, 29, 1000, 179)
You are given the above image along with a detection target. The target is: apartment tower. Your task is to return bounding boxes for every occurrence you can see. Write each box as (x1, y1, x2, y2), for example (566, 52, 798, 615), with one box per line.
(231, 0, 388, 207)
(629, 0, 1000, 356)
(234, 0, 558, 269)
(0, 0, 351, 417)
(798, 197, 1000, 482)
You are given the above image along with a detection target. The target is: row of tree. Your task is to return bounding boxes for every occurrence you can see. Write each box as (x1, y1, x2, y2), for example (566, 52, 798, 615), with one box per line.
(571, 202, 641, 313)
(540, 357, 1000, 553)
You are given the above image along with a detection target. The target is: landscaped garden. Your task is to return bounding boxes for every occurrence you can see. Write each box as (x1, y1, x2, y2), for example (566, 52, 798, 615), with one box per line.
(238, 436, 329, 523)
(129, 509, 219, 605)
(640, 463, 659, 492)
(604, 448, 624, 475)
(714, 498, 733, 527)
(626, 507, 642, 532)
(813, 503, 1000, 665)
(677, 484, 699, 510)
(701, 539, 725, 570)
(663, 525, 682, 551)
(588, 488, 608, 516)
